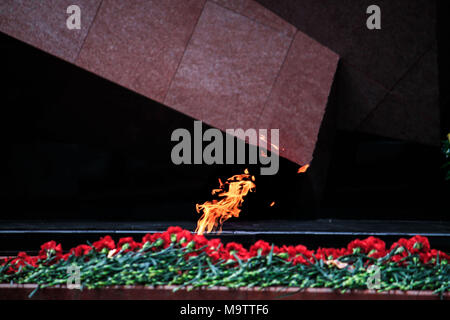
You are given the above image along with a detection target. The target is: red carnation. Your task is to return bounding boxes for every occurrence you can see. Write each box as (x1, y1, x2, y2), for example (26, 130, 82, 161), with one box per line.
(225, 242, 249, 260)
(142, 233, 164, 246)
(292, 254, 310, 266)
(279, 245, 297, 259)
(435, 250, 450, 263)
(278, 245, 314, 264)
(207, 238, 222, 250)
(192, 234, 208, 250)
(295, 245, 314, 259)
(61, 253, 71, 261)
(292, 245, 314, 265)
(160, 227, 185, 248)
(390, 238, 410, 252)
(205, 238, 225, 261)
(407, 235, 430, 254)
(176, 230, 193, 244)
(141, 233, 152, 244)
(38, 241, 63, 260)
(208, 251, 221, 261)
(347, 239, 369, 254)
(347, 237, 385, 256)
(70, 244, 92, 257)
(365, 237, 385, 251)
(92, 235, 115, 251)
(421, 249, 450, 264)
(7, 252, 38, 273)
(166, 226, 183, 234)
(389, 236, 431, 264)
(419, 251, 433, 264)
(389, 238, 410, 265)
(249, 240, 274, 256)
(18, 252, 38, 267)
(361, 237, 386, 258)
(316, 247, 347, 261)
(117, 237, 142, 252)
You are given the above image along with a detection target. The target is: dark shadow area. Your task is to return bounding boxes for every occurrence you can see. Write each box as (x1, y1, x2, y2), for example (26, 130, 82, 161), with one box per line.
(437, 0, 450, 135)
(0, 0, 448, 251)
(322, 131, 448, 220)
(0, 32, 308, 223)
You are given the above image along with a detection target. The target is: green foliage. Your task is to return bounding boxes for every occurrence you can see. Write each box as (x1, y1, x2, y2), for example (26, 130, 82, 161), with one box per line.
(1, 242, 449, 299)
(443, 134, 450, 180)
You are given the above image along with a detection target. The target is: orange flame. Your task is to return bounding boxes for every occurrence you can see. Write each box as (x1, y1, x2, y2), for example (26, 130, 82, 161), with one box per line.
(195, 169, 256, 235)
(298, 164, 310, 174)
(270, 201, 275, 207)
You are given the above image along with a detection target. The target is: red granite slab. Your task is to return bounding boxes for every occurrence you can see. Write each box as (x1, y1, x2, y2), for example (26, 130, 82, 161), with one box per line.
(0, 284, 447, 300)
(257, 31, 339, 165)
(76, 0, 206, 103)
(0, 0, 101, 62)
(211, 0, 296, 37)
(1, 0, 339, 167)
(164, 1, 292, 131)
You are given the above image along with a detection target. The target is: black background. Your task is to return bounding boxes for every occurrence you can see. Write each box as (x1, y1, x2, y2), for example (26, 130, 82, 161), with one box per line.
(0, 1, 448, 224)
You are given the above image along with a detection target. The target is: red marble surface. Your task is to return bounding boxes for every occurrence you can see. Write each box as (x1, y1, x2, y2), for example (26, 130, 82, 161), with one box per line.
(211, 0, 296, 37)
(258, 31, 339, 165)
(76, 0, 206, 103)
(0, 0, 101, 62)
(1, 0, 339, 166)
(0, 284, 447, 300)
(164, 1, 293, 131)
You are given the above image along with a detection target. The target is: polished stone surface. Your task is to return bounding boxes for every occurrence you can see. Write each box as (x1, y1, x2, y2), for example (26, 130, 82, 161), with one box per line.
(76, 0, 206, 103)
(211, 0, 296, 37)
(1, 284, 447, 300)
(165, 1, 293, 131)
(0, 0, 102, 62)
(257, 31, 339, 165)
(2, 219, 449, 235)
(1, 0, 338, 166)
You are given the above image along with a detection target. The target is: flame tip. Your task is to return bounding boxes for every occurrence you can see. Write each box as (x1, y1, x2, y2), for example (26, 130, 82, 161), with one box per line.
(298, 164, 310, 174)
(195, 170, 256, 235)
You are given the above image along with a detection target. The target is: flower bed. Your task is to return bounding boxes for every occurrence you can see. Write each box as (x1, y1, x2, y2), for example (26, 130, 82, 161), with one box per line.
(1, 227, 449, 299)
